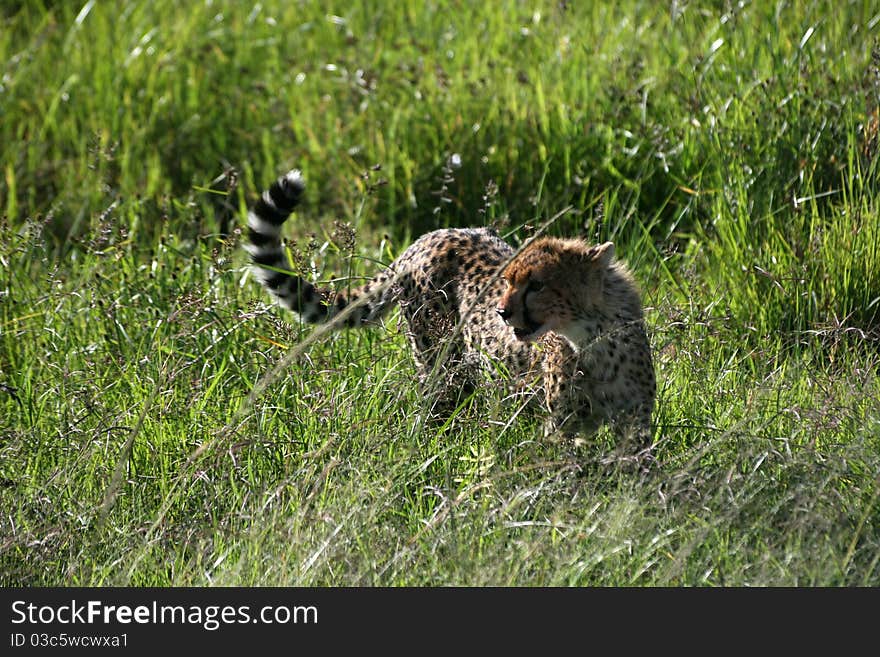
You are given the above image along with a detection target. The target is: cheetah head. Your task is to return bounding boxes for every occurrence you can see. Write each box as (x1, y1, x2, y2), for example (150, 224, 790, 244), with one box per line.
(497, 238, 614, 343)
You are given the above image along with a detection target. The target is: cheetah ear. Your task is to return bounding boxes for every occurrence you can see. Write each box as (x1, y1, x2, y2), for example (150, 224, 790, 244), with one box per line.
(590, 241, 615, 267)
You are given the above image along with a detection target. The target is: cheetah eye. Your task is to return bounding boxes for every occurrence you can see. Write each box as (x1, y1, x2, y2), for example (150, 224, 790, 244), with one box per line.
(527, 279, 544, 292)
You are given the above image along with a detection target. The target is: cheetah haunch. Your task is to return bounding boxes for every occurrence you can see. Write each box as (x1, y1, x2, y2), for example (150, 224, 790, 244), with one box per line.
(246, 170, 656, 456)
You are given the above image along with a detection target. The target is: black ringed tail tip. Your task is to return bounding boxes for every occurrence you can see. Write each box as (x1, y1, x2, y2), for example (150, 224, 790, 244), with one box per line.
(269, 169, 305, 210)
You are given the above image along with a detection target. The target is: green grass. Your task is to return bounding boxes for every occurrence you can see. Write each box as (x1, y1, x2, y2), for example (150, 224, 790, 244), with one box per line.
(2, 0, 879, 586)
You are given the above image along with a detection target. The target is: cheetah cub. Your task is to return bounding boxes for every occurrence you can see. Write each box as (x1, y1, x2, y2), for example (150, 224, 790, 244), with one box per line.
(246, 170, 656, 458)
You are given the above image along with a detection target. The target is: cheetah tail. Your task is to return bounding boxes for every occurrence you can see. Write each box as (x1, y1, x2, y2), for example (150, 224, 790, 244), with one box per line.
(245, 170, 394, 327)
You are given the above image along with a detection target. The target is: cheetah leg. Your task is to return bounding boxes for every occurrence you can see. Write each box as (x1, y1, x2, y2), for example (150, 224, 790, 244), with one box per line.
(606, 406, 655, 470)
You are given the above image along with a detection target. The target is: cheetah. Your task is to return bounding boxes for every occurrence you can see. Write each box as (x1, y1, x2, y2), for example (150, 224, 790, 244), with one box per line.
(246, 170, 656, 458)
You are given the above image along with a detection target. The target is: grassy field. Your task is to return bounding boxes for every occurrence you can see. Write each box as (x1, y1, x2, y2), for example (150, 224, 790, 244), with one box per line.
(1, 0, 879, 586)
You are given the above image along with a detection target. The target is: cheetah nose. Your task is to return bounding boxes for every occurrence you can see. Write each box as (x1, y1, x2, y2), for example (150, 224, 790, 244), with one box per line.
(496, 306, 512, 321)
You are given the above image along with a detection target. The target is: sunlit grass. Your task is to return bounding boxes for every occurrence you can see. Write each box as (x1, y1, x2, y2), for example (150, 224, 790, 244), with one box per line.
(1, 0, 879, 586)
